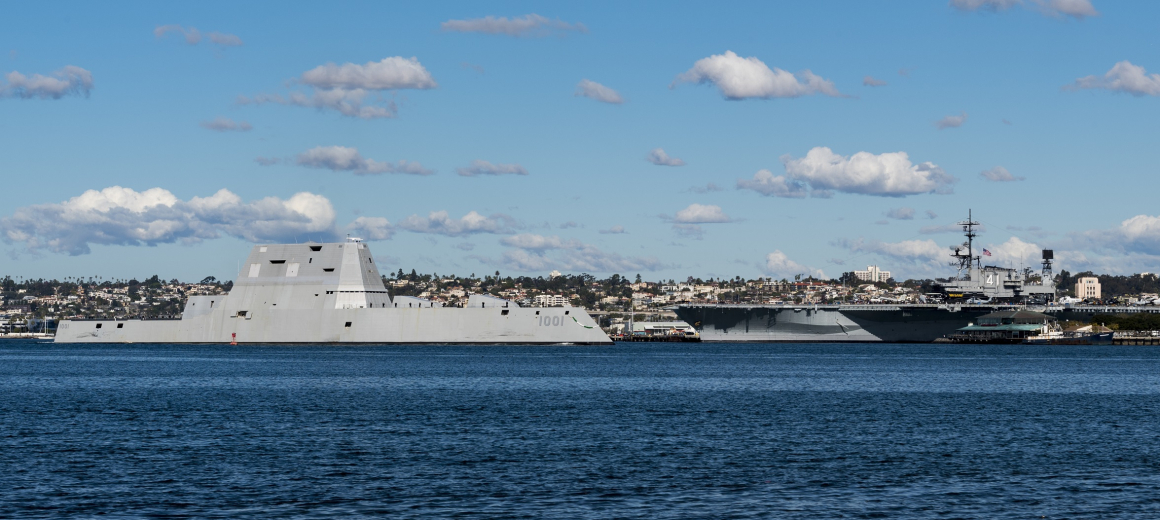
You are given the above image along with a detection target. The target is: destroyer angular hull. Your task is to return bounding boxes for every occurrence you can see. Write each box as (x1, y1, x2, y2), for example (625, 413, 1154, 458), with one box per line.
(55, 241, 611, 345)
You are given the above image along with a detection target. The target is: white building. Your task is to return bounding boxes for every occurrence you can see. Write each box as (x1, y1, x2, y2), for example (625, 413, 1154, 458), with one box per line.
(534, 294, 570, 307)
(1075, 277, 1101, 299)
(854, 265, 891, 283)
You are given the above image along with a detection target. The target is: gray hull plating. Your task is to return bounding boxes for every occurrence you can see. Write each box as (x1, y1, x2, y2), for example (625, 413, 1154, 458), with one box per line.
(55, 241, 611, 345)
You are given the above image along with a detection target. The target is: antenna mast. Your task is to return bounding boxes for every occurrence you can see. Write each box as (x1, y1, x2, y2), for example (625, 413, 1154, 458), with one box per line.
(950, 209, 982, 279)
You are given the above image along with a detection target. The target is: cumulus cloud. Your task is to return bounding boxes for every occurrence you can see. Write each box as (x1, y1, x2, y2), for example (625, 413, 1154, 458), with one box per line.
(950, 0, 1097, 18)
(200, 117, 252, 132)
(239, 57, 435, 119)
(1, 66, 92, 99)
(300, 57, 437, 91)
(935, 112, 968, 129)
(980, 166, 1024, 182)
(646, 148, 685, 167)
(295, 146, 433, 176)
(761, 250, 823, 280)
(498, 234, 664, 273)
(0, 186, 341, 255)
(863, 76, 887, 87)
(154, 25, 243, 47)
(671, 50, 843, 100)
(738, 147, 955, 198)
(575, 79, 623, 104)
(669, 203, 733, 224)
(255, 157, 280, 166)
(599, 225, 627, 234)
(1070, 61, 1160, 96)
(736, 170, 810, 198)
(456, 159, 528, 177)
(347, 216, 393, 241)
(398, 210, 519, 237)
(838, 238, 947, 269)
(885, 207, 915, 220)
(949, 0, 1021, 11)
(440, 14, 587, 37)
(1071, 214, 1160, 257)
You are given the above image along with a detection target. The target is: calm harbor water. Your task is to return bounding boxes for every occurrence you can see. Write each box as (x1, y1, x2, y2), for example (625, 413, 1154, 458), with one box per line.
(2, 341, 1160, 518)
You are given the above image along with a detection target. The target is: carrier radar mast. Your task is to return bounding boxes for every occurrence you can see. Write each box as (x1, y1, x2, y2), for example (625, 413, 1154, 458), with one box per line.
(950, 209, 981, 279)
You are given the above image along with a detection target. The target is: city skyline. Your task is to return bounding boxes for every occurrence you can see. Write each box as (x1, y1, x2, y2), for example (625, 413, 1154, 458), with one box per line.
(3, 1, 1158, 282)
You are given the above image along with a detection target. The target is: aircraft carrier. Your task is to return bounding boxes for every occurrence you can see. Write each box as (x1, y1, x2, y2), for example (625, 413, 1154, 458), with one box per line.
(675, 212, 1160, 342)
(55, 239, 611, 344)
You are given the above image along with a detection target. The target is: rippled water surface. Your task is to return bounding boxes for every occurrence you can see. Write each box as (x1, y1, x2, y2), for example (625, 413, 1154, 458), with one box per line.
(3, 341, 1160, 518)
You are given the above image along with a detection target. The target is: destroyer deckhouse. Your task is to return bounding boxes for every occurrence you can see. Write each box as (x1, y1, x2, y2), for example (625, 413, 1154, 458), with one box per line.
(54, 239, 611, 344)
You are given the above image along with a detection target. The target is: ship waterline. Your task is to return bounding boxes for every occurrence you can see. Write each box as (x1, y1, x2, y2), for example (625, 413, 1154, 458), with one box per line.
(54, 241, 611, 345)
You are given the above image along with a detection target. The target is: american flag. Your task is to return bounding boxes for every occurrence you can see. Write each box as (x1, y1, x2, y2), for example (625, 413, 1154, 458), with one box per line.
(982, 248, 992, 256)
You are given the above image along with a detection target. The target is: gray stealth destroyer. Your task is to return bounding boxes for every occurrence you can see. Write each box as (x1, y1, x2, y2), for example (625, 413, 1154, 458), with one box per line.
(55, 240, 611, 344)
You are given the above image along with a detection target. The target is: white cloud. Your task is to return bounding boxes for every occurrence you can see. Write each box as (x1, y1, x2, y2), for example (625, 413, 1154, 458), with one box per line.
(736, 170, 809, 198)
(498, 234, 664, 273)
(295, 146, 434, 176)
(0, 186, 340, 255)
(206, 32, 243, 47)
(1071, 61, 1160, 96)
(983, 236, 1042, 268)
(599, 225, 626, 234)
(238, 90, 397, 119)
(672, 50, 843, 100)
(739, 147, 955, 198)
(980, 166, 1024, 182)
(762, 250, 820, 280)
(950, 0, 1021, 11)
(240, 56, 434, 119)
(440, 14, 587, 37)
(1, 66, 92, 99)
(646, 148, 686, 167)
(935, 112, 968, 129)
(300, 57, 437, 91)
(926, 210, 939, 219)
(154, 25, 243, 47)
(839, 238, 946, 268)
(950, 0, 1097, 18)
(398, 210, 518, 237)
(347, 216, 393, 241)
(255, 157, 280, 166)
(671, 204, 733, 224)
(1037, 0, 1098, 19)
(575, 79, 623, 104)
(456, 160, 528, 176)
(863, 76, 887, 87)
(885, 207, 915, 220)
(200, 117, 252, 132)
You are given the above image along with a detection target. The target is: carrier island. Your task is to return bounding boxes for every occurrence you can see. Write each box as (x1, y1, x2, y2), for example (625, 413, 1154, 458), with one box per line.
(674, 211, 1159, 342)
(54, 239, 611, 344)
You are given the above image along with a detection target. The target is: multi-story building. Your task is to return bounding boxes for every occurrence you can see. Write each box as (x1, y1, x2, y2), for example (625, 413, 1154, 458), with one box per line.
(533, 294, 569, 307)
(1075, 277, 1101, 299)
(854, 265, 891, 283)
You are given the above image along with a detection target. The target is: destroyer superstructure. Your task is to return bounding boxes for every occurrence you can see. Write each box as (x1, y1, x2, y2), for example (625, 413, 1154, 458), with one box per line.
(55, 239, 611, 344)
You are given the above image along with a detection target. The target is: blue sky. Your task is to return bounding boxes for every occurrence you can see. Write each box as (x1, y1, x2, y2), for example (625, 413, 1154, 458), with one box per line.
(2, 0, 1158, 282)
